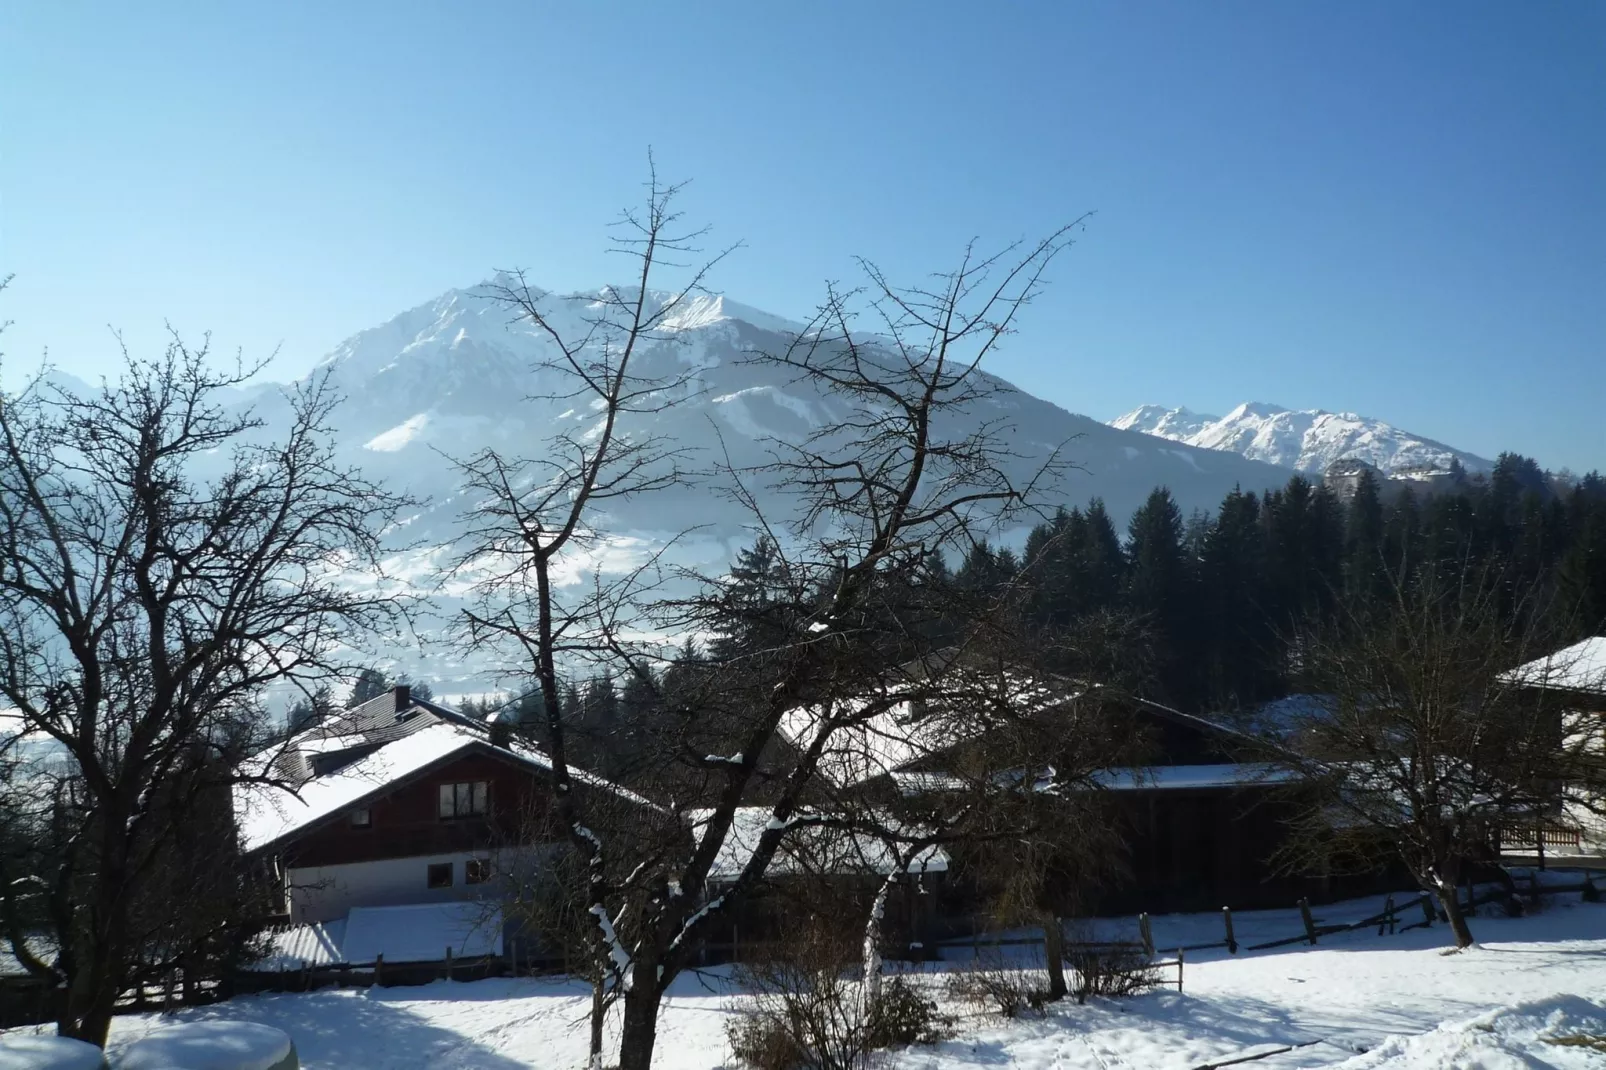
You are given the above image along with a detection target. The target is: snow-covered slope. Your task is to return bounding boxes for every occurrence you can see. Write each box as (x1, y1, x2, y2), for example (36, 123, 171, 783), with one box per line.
(1110, 402, 1492, 476)
(271, 282, 1294, 540)
(227, 284, 1295, 687)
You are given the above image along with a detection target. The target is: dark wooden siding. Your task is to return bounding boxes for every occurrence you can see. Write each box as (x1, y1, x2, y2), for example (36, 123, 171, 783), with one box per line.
(284, 752, 560, 868)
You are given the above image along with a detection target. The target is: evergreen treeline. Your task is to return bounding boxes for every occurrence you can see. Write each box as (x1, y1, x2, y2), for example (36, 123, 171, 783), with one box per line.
(959, 453, 1606, 714)
(322, 454, 1606, 770)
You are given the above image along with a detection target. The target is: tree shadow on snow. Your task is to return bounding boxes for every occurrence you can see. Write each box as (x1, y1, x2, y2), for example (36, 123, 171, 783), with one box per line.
(108, 989, 535, 1070)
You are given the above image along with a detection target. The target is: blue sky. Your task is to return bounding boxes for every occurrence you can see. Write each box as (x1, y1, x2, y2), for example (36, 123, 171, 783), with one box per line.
(3, 1, 1602, 471)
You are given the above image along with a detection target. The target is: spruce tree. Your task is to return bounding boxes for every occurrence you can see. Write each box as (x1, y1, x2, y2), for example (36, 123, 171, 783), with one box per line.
(1125, 487, 1196, 704)
(1343, 467, 1387, 607)
(350, 666, 390, 705)
(1199, 488, 1274, 708)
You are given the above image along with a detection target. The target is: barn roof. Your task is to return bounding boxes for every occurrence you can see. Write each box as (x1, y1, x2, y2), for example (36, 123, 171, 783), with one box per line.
(1503, 636, 1606, 696)
(689, 806, 949, 880)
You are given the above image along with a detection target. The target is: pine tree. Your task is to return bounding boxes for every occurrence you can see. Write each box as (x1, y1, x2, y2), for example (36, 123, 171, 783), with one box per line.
(1199, 488, 1274, 708)
(1125, 487, 1196, 704)
(286, 685, 333, 736)
(710, 538, 795, 660)
(350, 667, 390, 706)
(1080, 499, 1126, 612)
(1343, 467, 1387, 607)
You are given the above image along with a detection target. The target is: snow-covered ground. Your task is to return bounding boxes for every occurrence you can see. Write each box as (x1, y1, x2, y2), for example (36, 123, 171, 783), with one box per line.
(7, 887, 1604, 1069)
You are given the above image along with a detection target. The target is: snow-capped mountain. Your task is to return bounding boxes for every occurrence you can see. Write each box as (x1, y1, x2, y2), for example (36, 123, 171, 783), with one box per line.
(260, 283, 1296, 542)
(227, 284, 1297, 688)
(1110, 402, 1492, 476)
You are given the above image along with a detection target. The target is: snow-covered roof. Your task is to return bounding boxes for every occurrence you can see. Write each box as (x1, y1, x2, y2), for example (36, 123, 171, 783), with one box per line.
(235, 719, 656, 853)
(1503, 637, 1606, 696)
(342, 901, 502, 964)
(779, 674, 1072, 790)
(1093, 763, 1297, 791)
(246, 902, 501, 969)
(236, 722, 482, 851)
(691, 807, 948, 880)
(251, 918, 347, 971)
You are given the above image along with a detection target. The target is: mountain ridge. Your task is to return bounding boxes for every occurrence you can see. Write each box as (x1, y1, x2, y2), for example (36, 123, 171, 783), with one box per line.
(1111, 401, 1493, 476)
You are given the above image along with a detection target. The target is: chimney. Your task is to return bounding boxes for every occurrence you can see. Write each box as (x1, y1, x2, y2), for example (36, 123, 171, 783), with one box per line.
(393, 684, 411, 711)
(488, 719, 511, 750)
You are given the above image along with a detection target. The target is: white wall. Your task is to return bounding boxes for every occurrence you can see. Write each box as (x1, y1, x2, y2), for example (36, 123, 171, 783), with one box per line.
(288, 852, 490, 924)
(287, 845, 559, 923)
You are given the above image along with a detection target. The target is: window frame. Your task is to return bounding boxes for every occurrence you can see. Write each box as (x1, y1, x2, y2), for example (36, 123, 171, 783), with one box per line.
(465, 858, 490, 885)
(426, 862, 453, 889)
(437, 780, 490, 820)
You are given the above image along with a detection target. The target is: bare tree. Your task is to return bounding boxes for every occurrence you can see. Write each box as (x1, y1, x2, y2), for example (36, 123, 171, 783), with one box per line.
(453, 155, 1088, 1064)
(0, 325, 407, 1045)
(1265, 563, 1605, 948)
(451, 162, 735, 1069)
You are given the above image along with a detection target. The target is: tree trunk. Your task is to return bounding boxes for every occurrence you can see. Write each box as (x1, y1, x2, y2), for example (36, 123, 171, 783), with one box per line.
(862, 873, 897, 1010)
(588, 977, 607, 1069)
(60, 969, 118, 1048)
(1042, 914, 1067, 1002)
(1436, 882, 1475, 949)
(615, 981, 664, 1070)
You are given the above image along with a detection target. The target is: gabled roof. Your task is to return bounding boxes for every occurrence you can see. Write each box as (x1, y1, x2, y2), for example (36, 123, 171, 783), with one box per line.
(1503, 637, 1606, 697)
(778, 672, 1261, 792)
(689, 807, 949, 880)
(778, 673, 1071, 790)
(236, 698, 656, 854)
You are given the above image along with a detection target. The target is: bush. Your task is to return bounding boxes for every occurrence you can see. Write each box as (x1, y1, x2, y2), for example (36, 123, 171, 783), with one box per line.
(1065, 945, 1161, 1004)
(727, 932, 948, 1070)
(867, 976, 953, 1048)
(727, 1010, 809, 1070)
(944, 949, 1050, 1019)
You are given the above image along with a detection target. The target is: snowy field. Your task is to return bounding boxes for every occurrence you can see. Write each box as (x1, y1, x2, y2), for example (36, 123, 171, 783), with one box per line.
(8, 888, 1606, 1069)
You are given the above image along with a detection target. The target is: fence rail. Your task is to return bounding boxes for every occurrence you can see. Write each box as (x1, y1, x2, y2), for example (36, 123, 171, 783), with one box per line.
(936, 875, 1597, 968)
(1501, 824, 1585, 850)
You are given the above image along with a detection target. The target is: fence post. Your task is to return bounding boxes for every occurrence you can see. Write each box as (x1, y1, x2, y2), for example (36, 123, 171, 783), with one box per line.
(1176, 947, 1184, 992)
(1298, 898, 1318, 945)
(1379, 895, 1396, 937)
(1584, 873, 1601, 903)
(1420, 896, 1435, 927)
(375, 954, 384, 988)
(1138, 912, 1154, 959)
(445, 946, 453, 982)
(1222, 907, 1237, 955)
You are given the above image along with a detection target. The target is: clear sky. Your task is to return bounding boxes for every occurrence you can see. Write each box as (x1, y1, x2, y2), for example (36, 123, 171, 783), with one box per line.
(2, 1, 1602, 471)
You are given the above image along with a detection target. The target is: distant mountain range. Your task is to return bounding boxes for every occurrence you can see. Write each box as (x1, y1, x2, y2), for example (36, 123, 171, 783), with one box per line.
(237, 283, 1298, 545)
(1110, 402, 1493, 476)
(190, 283, 1312, 688)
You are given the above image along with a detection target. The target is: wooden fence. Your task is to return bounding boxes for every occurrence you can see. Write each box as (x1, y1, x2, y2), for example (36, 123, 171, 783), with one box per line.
(936, 873, 1599, 993)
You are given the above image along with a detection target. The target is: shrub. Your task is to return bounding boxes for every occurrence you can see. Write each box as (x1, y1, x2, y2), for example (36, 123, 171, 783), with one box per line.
(944, 949, 1050, 1019)
(1065, 944, 1161, 1004)
(727, 1009, 809, 1070)
(727, 930, 948, 1070)
(866, 976, 953, 1048)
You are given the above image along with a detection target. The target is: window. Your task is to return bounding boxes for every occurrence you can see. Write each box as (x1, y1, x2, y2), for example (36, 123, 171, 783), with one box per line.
(427, 862, 453, 889)
(438, 781, 489, 820)
(465, 859, 490, 885)
(350, 807, 371, 828)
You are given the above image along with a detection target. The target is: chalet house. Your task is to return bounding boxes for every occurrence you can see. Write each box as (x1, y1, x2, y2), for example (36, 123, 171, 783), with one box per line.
(1504, 636, 1606, 856)
(775, 678, 1347, 920)
(235, 687, 654, 931)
